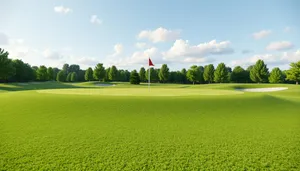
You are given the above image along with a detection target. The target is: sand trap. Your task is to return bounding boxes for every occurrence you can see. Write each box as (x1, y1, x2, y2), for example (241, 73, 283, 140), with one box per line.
(95, 84, 115, 87)
(239, 87, 288, 92)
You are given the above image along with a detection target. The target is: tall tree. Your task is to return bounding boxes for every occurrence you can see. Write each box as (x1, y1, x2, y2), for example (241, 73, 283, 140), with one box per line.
(62, 63, 69, 75)
(214, 63, 228, 83)
(71, 72, 77, 82)
(286, 61, 300, 85)
(124, 70, 130, 82)
(109, 65, 118, 81)
(104, 67, 111, 82)
(77, 69, 85, 82)
(139, 67, 146, 82)
(203, 64, 215, 83)
(66, 73, 72, 82)
(85, 67, 93, 81)
(47, 67, 54, 81)
(93, 63, 106, 81)
(269, 67, 284, 83)
(231, 66, 248, 83)
(145, 68, 158, 82)
(130, 70, 140, 84)
(11, 59, 26, 82)
(180, 68, 187, 83)
(186, 65, 198, 85)
(250, 60, 269, 83)
(36, 65, 48, 81)
(53, 68, 60, 81)
(56, 71, 65, 82)
(69, 64, 80, 75)
(196, 66, 204, 83)
(0, 48, 15, 81)
(159, 64, 170, 83)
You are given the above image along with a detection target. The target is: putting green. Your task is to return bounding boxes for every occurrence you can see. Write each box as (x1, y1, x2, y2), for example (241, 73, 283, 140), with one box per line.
(37, 88, 244, 96)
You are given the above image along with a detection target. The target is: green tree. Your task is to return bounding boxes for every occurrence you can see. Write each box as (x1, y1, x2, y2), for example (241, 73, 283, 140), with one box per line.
(53, 68, 60, 81)
(269, 67, 284, 83)
(0, 48, 15, 81)
(124, 70, 130, 82)
(231, 66, 248, 83)
(62, 63, 69, 75)
(186, 65, 198, 85)
(145, 68, 158, 82)
(66, 73, 72, 82)
(69, 65, 80, 75)
(85, 67, 93, 81)
(159, 64, 170, 83)
(180, 68, 187, 83)
(93, 63, 106, 81)
(56, 70, 65, 82)
(286, 61, 300, 85)
(71, 72, 77, 82)
(139, 67, 146, 82)
(47, 67, 54, 81)
(196, 66, 204, 83)
(214, 63, 228, 83)
(203, 64, 214, 83)
(109, 65, 118, 81)
(36, 65, 48, 81)
(250, 60, 269, 83)
(104, 67, 111, 82)
(130, 70, 140, 84)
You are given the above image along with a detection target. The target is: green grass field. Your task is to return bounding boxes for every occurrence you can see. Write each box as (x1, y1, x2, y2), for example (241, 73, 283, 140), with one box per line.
(1, 82, 300, 170)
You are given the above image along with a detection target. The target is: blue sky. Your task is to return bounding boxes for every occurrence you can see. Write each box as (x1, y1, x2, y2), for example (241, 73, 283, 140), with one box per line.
(0, 0, 299, 70)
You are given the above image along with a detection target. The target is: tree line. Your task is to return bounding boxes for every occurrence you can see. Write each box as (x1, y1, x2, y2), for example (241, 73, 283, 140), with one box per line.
(0, 48, 299, 84)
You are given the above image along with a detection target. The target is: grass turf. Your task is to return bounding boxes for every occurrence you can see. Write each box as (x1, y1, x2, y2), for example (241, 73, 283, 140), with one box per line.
(0, 82, 300, 170)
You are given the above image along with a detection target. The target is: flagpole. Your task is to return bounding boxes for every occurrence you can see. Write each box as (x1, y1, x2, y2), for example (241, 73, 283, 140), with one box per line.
(148, 65, 150, 91)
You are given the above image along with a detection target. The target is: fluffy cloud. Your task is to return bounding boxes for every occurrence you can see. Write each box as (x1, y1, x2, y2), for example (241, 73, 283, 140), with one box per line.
(138, 27, 180, 43)
(43, 49, 64, 60)
(252, 30, 272, 40)
(163, 39, 234, 62)
(0, 32, 9, 45)
(106, 47, 164, 68)
(231, 49, 300, 67)
(76, 57, 99, 66)
(90, 15, 102, 25)
(54, 6, 73, 14)
(266, 41, 294, 51)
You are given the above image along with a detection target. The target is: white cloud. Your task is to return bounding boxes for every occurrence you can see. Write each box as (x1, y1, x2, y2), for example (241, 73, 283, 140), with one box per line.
(135, 42, 148, 49)
(266, 41, 294, 51)
(0, 32, 9, 45)
(90, 15, 102, 25)
(163, 39, 234, 62)
(231, 49, 300, 68)
(138, 27, 180, 43)
(77, 57, 99, 66)
(252, 30, 272, 40)
(54, 6, 73, 14)
(108, 43, 123, 57)
(284, 27, 291, 33)
(43, 49, 64, 60)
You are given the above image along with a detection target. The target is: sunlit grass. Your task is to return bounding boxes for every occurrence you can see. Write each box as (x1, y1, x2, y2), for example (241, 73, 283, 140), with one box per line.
(0, 83, 299, 170)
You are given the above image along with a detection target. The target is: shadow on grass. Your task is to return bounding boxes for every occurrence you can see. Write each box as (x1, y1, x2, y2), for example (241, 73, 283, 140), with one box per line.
(0, 82, 97, 92)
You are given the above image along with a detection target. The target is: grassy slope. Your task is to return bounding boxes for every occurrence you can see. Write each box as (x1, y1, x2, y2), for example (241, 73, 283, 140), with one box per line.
(0, 82, 300, 170)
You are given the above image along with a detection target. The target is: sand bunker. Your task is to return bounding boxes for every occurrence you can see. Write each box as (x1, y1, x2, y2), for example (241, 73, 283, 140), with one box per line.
(95, 84, 115, 87)
(239, 87, 288, 92)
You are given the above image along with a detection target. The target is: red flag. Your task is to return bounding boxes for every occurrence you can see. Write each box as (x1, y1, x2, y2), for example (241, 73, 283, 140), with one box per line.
(149, 58, 154, 66)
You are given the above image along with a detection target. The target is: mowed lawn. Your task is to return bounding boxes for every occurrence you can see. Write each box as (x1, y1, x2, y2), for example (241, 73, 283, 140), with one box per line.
(0, 83, 300, 170)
